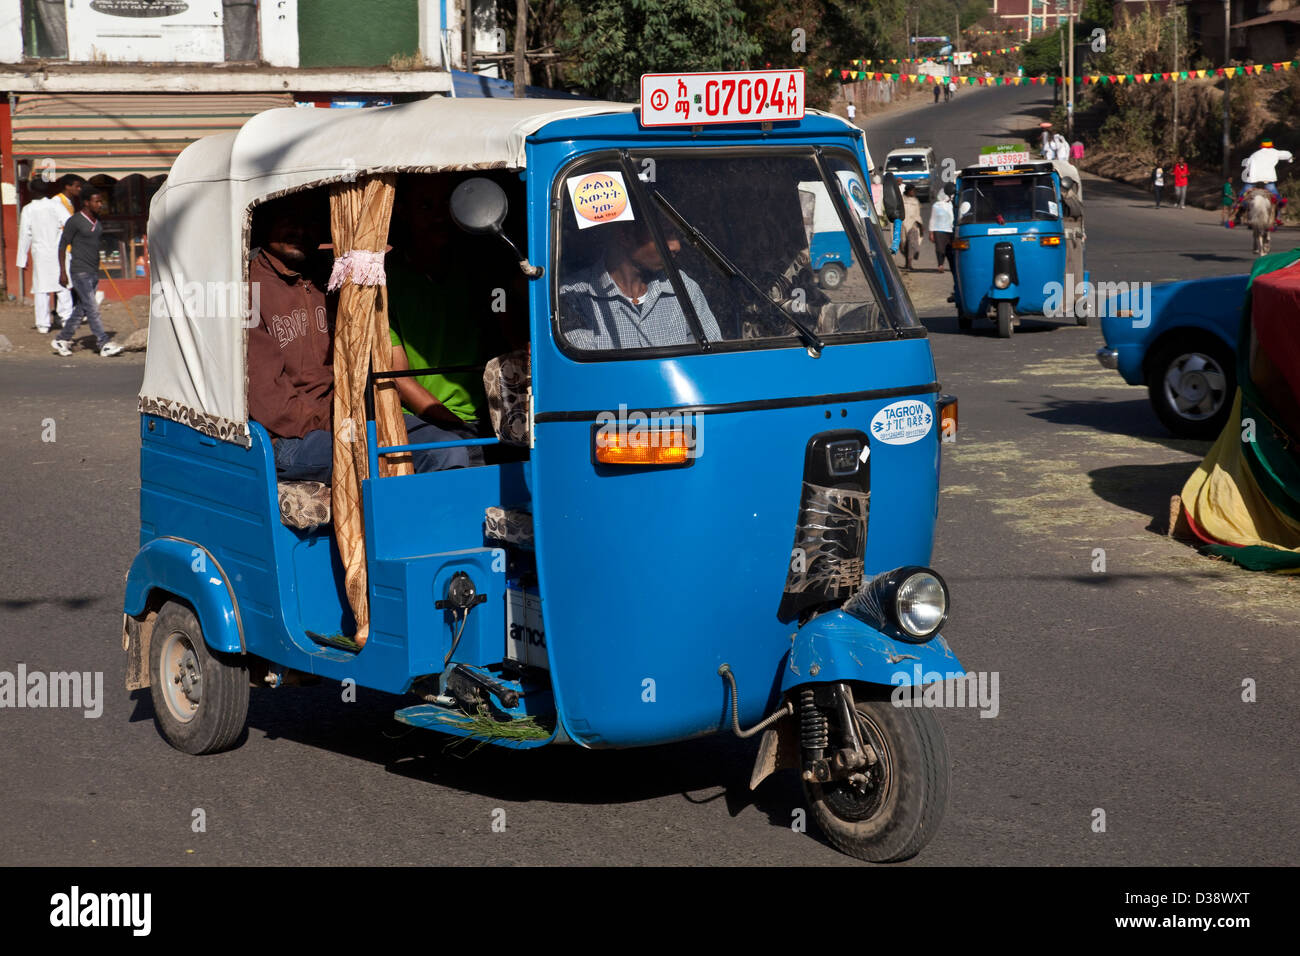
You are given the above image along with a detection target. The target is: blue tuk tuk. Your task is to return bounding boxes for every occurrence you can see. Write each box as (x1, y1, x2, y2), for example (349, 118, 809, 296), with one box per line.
(123, 77, 963, 862)
(953, 159, 1088, 337)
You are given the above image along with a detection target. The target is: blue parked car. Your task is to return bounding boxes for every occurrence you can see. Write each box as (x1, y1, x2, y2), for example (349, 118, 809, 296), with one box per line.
(1096, 273, 1248, 438)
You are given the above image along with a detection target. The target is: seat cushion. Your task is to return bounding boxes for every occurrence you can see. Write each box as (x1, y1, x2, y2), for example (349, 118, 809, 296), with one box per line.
(485, 506, 533, 549)
(483, 348, 530, 445)
(278, 480, 331, 531)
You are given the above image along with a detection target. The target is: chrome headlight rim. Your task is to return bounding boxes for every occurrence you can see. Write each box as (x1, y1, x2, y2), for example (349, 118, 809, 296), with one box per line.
(993, 272, 1012, 290)
(875, 565, 949, 642)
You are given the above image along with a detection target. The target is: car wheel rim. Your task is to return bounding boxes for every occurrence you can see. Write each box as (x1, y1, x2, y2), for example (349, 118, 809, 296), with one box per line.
(160, 631, 202, 723)
(820, 709, 893, 822)
(1163, 352, 1227, 421)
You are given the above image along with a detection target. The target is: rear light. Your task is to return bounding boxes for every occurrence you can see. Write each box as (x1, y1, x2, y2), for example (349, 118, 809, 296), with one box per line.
(952, 239, 970, 250)
(594, 429, 692, 466)
(1039, 236, 1061, 246)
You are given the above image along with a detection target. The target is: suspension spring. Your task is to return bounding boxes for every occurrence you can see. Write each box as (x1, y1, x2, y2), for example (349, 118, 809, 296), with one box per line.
(799, 688, 828, 752)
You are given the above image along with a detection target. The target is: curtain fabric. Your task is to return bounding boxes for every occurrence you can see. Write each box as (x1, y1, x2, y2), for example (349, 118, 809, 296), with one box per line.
(329, 174, 410, 647)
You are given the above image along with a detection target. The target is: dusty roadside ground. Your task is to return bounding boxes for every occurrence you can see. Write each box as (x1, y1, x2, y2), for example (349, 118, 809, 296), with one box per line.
(896, 264, 1300, 627)
(0, 294, 148, 364)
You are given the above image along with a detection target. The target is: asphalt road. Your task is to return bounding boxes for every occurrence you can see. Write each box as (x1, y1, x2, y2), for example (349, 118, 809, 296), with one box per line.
(1, 87, 1296, 867)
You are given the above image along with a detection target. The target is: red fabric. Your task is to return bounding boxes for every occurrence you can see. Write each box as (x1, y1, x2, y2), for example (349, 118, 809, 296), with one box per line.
(1173, 163, 1189, 187)
(1250, 260, 1300, 404)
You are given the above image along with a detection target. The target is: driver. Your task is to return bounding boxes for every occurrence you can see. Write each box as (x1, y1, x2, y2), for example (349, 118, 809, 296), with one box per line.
(558, 218, 722, 350)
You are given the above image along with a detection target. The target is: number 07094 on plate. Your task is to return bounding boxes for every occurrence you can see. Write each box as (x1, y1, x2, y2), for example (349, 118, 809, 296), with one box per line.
(639, 70, 805, 128)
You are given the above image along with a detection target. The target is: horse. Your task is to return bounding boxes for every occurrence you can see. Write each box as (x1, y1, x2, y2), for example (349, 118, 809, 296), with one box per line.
(1243, 188, 1275, 256)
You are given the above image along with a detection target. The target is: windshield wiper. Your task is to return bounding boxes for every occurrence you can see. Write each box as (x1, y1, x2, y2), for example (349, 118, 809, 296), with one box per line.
(647, 190, 825, 356)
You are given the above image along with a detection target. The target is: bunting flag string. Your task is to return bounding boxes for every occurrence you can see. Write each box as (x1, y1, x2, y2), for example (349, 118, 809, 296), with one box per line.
(837, 58, 1298, 85)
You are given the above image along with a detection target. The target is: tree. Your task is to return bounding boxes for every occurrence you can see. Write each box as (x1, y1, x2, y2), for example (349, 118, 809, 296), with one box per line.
(560, 0, 763, 100)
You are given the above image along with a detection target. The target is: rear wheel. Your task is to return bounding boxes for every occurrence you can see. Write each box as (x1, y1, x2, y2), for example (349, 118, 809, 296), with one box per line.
(804, 698, 950, 863)
(149, 601, 249, 755)
(818, 262, 847, 290)
(996, 301, 1013, 338)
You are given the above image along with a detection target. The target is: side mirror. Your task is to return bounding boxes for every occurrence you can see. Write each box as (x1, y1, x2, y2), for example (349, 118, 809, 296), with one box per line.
(449, 177, 542, 278)
(1060, 176, 1077, 192)
(450, 178, 508, 235)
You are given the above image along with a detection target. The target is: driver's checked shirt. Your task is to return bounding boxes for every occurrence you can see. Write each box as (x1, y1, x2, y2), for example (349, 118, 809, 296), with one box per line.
(558, 262, 722, 350)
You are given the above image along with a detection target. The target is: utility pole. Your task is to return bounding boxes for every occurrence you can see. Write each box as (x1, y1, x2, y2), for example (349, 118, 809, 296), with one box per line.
(464, 0, 474, 76)
(513, 0, 527, 97)
(1222, 0, 1231, 180)
(1172, 6, 1179, 155)
(1058, 15, 1065, 107)
(1067, 0, 1075, 136)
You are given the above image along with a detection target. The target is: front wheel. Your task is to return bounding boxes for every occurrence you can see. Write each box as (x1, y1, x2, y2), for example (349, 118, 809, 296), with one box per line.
(1147, 335, 1235, 439)
(148, 600, 249, 755)
(996, 301, 1013, 338)
(804, 698, 950, 863)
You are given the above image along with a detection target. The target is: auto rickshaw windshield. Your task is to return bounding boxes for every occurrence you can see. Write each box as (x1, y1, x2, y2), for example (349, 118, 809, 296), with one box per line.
(957, 173, 1059, 225)
(553, 148, 919, 355)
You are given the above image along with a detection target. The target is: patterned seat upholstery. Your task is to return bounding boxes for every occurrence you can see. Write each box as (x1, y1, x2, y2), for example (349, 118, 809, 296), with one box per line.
(485, 506, 534, 549)
(278, 480, 331, 531)
(483, 348, 530, 445)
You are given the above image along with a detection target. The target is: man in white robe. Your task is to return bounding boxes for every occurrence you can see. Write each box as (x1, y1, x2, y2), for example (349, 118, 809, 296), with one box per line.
(15, 189, 72, 333)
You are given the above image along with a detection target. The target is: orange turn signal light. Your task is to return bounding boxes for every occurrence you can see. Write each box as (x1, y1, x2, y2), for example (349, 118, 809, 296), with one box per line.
(1040, 236, 1061, 246)
(952, 239, 970, 250)
(595, 429, 692, 466)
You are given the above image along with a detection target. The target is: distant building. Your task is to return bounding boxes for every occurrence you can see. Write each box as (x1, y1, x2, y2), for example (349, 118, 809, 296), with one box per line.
(1113, 1, 1299, 63)
(990, 0, 1070, 37)
(0, 0, 502, 300)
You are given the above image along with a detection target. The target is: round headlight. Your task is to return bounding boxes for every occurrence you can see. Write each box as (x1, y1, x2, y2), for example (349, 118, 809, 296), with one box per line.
(894, 570, 949, 638)
(993, 272, 1012, 289)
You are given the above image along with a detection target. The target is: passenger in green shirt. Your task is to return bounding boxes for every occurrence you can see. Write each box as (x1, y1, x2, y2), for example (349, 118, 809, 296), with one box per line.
(387, 175, 497, 468)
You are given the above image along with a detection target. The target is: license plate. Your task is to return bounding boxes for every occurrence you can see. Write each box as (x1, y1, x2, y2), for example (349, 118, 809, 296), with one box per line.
(640, 70, 805, 127)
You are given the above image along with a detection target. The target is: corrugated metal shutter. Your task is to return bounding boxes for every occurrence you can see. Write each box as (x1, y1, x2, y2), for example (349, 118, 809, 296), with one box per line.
(11, 93, 293, 178)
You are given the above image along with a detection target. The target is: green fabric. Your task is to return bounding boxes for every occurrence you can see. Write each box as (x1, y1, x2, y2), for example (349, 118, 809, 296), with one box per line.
(1236, 248, 1300, 524)
(1201, 543, 1300, 571)
(1222, 182, 1235, 206)
(386, 257, 487, 425)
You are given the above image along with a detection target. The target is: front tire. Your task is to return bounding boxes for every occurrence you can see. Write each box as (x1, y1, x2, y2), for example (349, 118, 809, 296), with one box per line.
(149, 601, 249, 755)
(1146, 335, 1235, 439)
(804, 697, 950, 863)
(996, 301, 1013, 338)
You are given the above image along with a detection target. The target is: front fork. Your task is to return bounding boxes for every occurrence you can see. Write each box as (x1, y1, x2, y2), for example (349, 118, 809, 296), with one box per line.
(748, 680, 877, 791)
(798, 683, 876, 784)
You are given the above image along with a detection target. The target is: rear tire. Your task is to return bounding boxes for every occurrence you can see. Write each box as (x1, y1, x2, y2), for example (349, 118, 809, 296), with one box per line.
(818, 262, 847, 290)
(996, 301, 1013, 338)
(149, 600, 249, 755)
(804, 698, 951, 863)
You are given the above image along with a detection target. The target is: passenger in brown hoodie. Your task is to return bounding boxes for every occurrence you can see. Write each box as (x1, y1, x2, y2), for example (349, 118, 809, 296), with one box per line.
(247, 197, 336, 481)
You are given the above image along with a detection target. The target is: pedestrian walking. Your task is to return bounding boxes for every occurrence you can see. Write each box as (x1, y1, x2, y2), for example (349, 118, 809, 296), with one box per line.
(1173, 157, 1189, 208)
(928, 187, 955, 273)
(946, 79, 955, 101)
(881, 171, 905, 254)
(1052, 133, 1069, 161)
(51, 188, 123, 357)
(933, 82, 941, 104)
(15, 181, 72, 334)
(900, 185, 924, 271)
(1221, 178, 1236, 226)
(1152, 164, 1165, 208)
(846, 101, 856, 122)
(1070, 140, 1084, 161)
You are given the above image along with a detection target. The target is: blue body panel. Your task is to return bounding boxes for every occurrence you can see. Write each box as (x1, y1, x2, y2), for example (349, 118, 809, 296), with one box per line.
(810, 229, 854, 272)
(1099, 273, 1247, 385)
(128, 110, 953, 752)
(782, 611, 962, 693)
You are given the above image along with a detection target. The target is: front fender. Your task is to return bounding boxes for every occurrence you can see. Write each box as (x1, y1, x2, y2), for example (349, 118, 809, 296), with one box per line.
(123, 537, 244, 653)
(781, 610, 961, 694)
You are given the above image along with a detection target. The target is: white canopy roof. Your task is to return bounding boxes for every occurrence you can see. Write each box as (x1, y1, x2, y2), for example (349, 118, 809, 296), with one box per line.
(139, 96, 635, 445)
